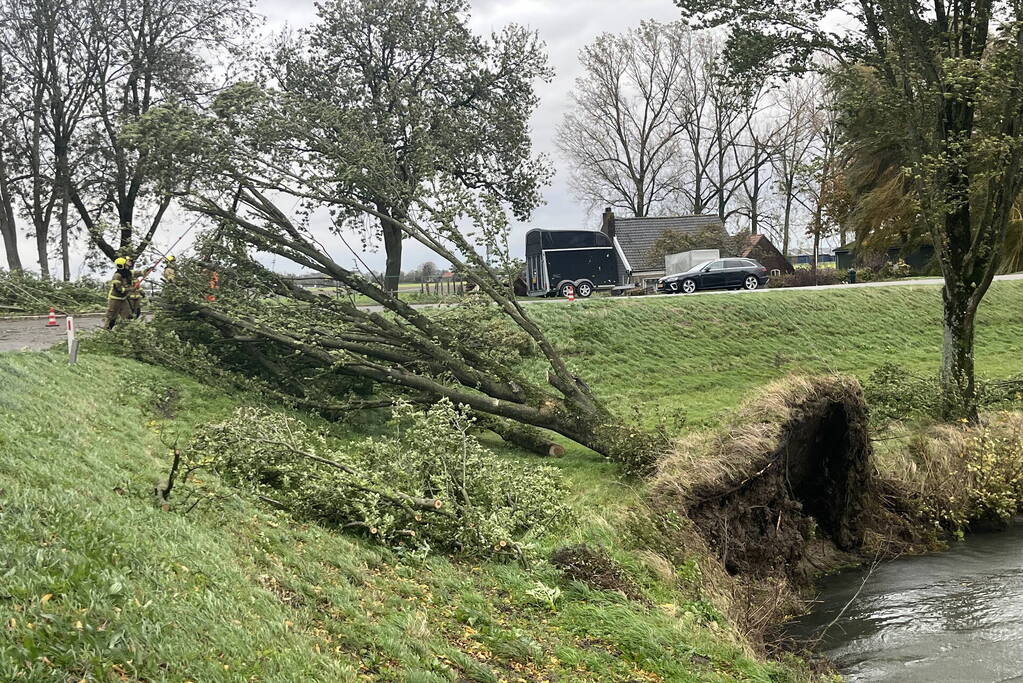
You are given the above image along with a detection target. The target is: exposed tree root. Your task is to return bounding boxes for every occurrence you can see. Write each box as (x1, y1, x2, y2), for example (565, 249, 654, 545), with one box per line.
(652, 376, 873, 585)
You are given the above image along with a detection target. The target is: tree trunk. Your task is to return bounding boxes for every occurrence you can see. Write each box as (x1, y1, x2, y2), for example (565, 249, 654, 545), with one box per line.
(781, 190, 793, 258)
(474, 413, 566, 457)
(59, 190, 70, 281)
(749, 161, 761, 235)
(0, 215, 20, 271)
(35, 221, 50, 279)
(0, 154, 21, 272)
(940, 282, 979, 422)
(381, 214, 403, 292)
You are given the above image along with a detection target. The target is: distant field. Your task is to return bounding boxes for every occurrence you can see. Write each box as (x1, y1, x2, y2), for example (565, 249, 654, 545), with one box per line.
(527, 280, 1023, 427)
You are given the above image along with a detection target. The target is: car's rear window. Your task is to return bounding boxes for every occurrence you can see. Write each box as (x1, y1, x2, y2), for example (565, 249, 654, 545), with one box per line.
(725, 260, 746, 268)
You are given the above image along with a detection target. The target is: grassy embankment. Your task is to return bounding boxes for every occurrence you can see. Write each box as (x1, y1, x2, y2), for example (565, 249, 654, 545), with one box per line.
(527, 281, 1023, 429)
(0, 353, 795, 682)
(1, 280, 1020, 681)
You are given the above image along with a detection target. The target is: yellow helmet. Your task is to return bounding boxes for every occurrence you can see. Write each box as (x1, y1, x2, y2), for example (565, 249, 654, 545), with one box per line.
(114, 257, 127, 267)
(166, 255, 175, 262)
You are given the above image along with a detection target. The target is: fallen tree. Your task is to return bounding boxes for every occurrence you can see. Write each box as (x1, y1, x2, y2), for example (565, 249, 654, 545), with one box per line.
(133, 57, 660, 471)
(176, 401, 573, 556)
(161, 246, 649, 468)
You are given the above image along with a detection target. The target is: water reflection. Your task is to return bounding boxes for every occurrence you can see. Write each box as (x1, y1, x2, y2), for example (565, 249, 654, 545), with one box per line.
(788, 522, 1023, 682)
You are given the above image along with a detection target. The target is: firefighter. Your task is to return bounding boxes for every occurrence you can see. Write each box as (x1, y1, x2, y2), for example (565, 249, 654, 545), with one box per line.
(163, 255, 176, 282)
(104, 258, 132, 330)
(127, 262, 145, 319)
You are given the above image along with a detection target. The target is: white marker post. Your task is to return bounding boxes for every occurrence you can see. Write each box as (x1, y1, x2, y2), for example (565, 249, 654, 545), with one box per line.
(67, 316, 79, 365)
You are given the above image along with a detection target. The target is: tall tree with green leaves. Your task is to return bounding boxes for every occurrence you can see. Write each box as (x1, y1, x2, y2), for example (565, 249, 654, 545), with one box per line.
(677, 0, 1023, 420)
(271, 0, 551, 290)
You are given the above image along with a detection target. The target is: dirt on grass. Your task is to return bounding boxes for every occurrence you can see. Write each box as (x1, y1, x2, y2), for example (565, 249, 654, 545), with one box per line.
(551, 544, 647, 602)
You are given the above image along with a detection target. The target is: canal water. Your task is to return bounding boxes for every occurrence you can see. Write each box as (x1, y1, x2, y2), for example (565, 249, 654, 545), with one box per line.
(788, 522, 1023, 682)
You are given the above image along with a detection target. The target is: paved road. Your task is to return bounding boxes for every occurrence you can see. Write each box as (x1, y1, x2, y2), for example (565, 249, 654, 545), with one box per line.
(0, 313, 105, 352)
(2, 273, 1020, 352)
(518, 272, 1023, 306)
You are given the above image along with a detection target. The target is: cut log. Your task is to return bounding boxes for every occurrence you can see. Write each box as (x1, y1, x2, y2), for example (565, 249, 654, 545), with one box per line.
(474, 413, 565, 457)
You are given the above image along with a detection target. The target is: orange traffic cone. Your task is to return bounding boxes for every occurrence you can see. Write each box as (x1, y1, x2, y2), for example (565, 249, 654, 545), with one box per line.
(567, 285, 575, 302)
(46, 307, 58, 327)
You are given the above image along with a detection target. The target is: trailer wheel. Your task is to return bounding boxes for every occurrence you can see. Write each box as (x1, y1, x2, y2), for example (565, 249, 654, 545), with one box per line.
(576, 281, 593, 298)
(558, 282, 575, 298)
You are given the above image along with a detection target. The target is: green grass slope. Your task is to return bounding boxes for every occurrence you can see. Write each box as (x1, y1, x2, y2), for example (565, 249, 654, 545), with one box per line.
(529, 281, 1023, 427)
(0, 353, 795, 682)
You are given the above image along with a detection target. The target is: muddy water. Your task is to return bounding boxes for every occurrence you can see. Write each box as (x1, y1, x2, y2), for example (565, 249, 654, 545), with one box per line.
(788, 522, 1023, 682)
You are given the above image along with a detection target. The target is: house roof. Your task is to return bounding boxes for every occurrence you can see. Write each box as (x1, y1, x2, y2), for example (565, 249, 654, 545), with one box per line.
(613, 214, 723, 273)
(739, 234, 773, 258)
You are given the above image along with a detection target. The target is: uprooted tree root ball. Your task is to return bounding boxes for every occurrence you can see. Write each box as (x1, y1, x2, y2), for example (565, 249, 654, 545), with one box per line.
(651, 376, 873, 585)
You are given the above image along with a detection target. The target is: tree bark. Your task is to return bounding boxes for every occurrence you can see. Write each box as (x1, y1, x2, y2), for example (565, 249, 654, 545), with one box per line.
(377, 201, 406, 292)
(940, 281, 979, 422)
(474, 413, 566, 457)
(0, 150, 21, 272)
(59, 189, 70, 281)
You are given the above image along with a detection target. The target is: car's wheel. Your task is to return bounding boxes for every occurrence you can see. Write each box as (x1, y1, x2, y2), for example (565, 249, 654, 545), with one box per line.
(743, 275, 760, 290)
(576, 281, 593, 298)
(681, 278, 697, 294)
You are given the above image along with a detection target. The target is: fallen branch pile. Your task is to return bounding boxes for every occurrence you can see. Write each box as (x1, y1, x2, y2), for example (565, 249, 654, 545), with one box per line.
(179, 401, 573, 556)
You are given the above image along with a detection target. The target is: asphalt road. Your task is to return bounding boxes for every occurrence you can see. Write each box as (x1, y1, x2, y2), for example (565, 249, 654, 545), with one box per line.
(0, 313, 105, 352)
(2, 273, 1020, 352)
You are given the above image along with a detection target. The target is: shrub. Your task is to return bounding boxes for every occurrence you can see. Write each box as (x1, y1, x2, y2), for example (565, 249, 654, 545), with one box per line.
(882, 412, 1023, 532)
(863, 363, 1022, 424)
(881, 258, 912, 279)
(182, 400, 573, 556)
(769, 268, 845, 288)
(863, 362, 940, 423)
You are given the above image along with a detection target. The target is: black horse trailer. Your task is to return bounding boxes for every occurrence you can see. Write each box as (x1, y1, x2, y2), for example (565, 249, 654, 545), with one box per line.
(525, 229, 620, 297)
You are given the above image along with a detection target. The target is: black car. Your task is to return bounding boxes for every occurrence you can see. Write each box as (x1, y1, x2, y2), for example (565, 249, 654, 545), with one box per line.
(657, 258, 769, 294)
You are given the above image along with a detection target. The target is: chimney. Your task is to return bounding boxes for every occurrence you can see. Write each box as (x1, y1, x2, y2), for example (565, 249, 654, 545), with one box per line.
(600, 207, 615, 239)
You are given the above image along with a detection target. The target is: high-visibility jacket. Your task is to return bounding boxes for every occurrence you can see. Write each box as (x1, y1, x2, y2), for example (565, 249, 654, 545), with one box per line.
(128, 271, 145, 300)
(107, 273, 128, 300)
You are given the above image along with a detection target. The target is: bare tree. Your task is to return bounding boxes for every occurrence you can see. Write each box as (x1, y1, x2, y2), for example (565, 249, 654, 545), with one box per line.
(0, 0, 99, 279)
(770, 75, 821, 257)
(557, 20, 691, 217)
(0, 50, 23, 271)
(671, 32, 771, 225)
(736, 118, 779, 235)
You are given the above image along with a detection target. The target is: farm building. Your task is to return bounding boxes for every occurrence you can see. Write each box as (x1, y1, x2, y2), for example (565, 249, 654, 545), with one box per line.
(833, 241, 936, 272)
(790, 251, 836, 266)
(599, 208, 724, 287)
